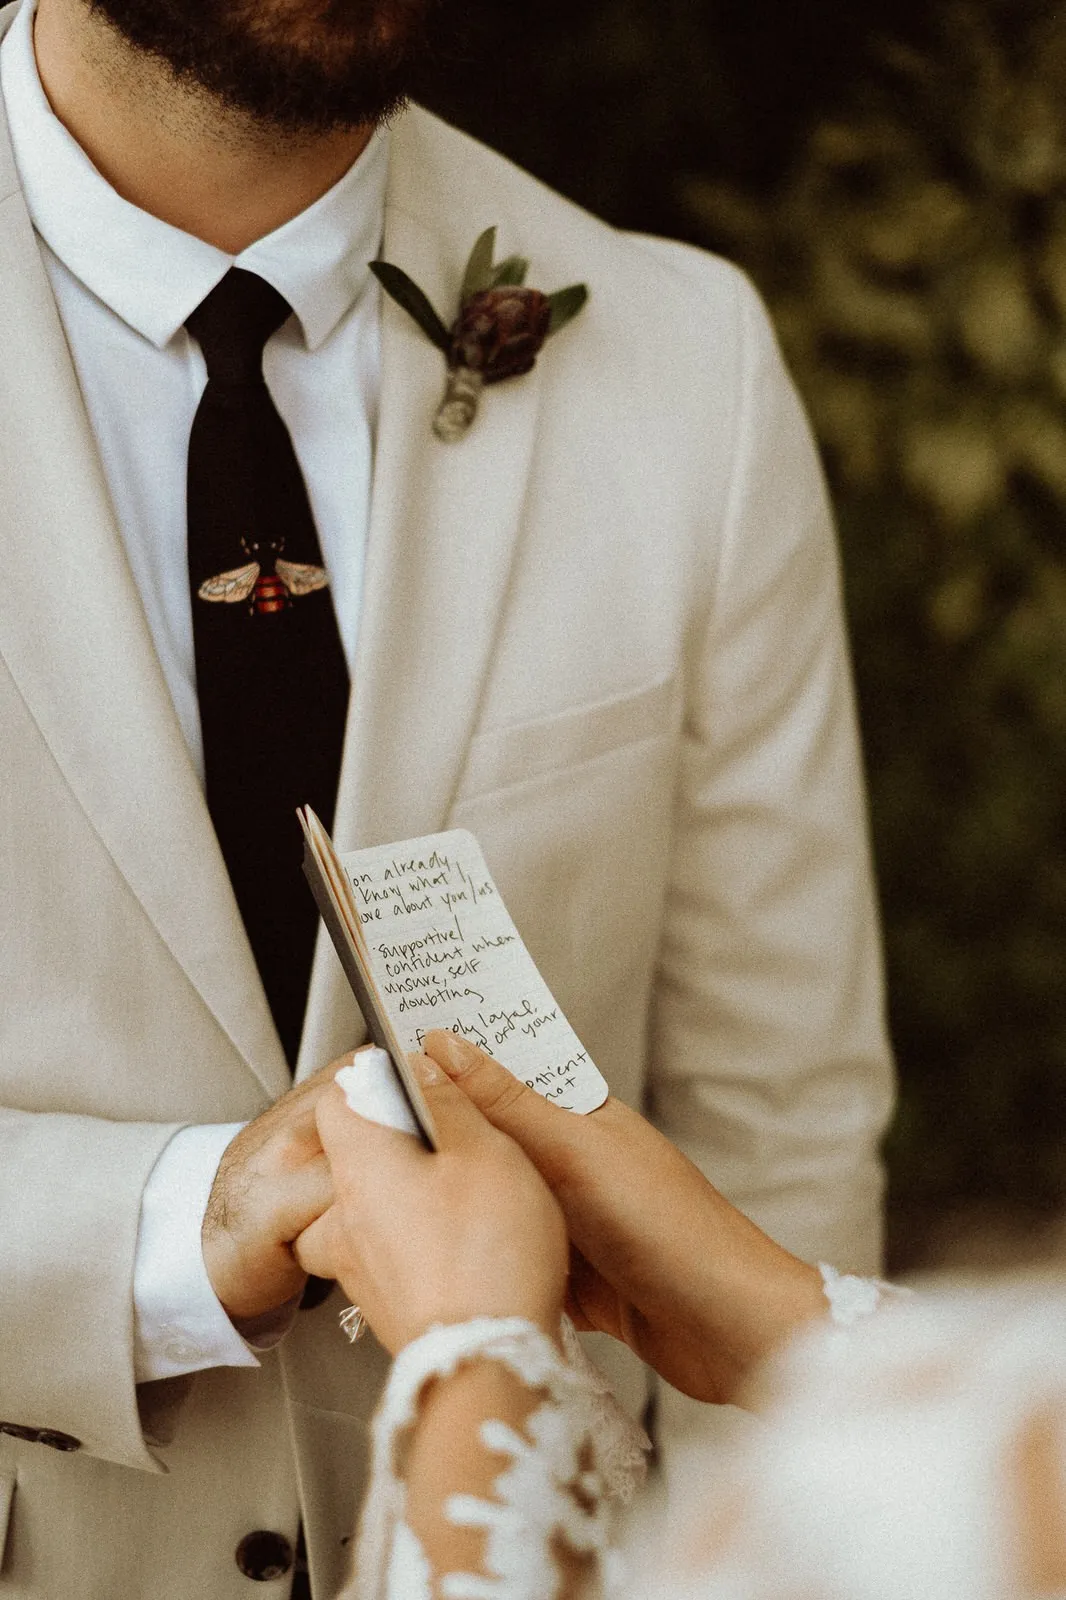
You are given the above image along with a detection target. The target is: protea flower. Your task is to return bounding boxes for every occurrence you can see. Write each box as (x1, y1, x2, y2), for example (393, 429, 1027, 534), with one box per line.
(370, 228, 588, 439)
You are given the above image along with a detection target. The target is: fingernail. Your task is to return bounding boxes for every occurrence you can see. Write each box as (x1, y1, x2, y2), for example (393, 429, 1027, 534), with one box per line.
(414, 1053, 443, 1086)
(424, 1030, 480, 1077)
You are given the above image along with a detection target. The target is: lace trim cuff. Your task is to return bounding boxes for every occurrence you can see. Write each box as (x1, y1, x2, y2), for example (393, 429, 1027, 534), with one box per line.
(356, 1317, 648, 1600)
(818, 1262, 909, 1326)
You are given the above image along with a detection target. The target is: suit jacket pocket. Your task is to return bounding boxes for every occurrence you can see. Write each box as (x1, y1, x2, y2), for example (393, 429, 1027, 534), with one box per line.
(455, 675, 680, 802)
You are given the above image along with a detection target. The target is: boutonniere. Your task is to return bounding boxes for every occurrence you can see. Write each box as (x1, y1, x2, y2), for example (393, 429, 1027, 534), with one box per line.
(369, 227, 588, 442)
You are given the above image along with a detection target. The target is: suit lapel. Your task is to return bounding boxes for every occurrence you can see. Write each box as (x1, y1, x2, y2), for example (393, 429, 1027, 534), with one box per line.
(335, 215, 542, 844)
(0, 30, 538, 1087)
(0, 108, 288, 1096)
(298, 114, 543, 1072)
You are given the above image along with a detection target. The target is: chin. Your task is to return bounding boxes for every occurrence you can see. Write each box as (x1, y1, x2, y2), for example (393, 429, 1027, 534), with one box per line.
(88, 0, 437, 131)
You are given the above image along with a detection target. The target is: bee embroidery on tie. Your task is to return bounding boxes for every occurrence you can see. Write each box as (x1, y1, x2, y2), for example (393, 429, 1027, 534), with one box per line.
(197, 538, 329, 616)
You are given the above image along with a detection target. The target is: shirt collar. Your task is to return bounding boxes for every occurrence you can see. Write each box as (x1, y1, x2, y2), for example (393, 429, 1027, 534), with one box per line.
(0, 0, 388, 351)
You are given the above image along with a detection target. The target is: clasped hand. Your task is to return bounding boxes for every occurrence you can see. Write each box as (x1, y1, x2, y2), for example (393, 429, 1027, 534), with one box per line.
(212, 1033, 827, 1405)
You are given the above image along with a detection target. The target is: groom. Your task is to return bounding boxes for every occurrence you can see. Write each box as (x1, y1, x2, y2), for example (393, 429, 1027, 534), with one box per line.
(0, 0, 894, 1594)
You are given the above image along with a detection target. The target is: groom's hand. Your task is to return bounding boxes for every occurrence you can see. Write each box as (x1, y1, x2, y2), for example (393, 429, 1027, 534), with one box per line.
(201, 1061, 341, 1321)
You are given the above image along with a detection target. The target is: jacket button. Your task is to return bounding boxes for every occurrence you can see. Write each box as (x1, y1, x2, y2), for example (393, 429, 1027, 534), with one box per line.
(235, 1531, 294, 1581)
(299, 1275, 335, 1311)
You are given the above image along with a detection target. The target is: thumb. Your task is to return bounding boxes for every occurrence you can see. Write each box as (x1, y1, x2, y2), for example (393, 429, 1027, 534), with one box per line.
(422, 1031, 575, 1171)
(292, 1207, 337, 1281)
(408, 1051, 507, 1152)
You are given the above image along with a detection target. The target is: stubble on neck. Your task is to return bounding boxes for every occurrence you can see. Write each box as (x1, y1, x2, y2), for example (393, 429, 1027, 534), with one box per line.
(32, 0, 376, 253)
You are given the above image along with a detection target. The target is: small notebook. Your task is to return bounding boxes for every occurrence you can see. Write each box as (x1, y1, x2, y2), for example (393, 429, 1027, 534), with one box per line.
(298, 808, 609, 1149)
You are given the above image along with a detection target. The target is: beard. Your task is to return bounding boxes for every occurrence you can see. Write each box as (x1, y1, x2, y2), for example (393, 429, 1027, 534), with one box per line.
(84, 0, 438, 132)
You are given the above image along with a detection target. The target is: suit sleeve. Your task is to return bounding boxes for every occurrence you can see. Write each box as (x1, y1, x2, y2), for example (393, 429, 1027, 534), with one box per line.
(647, 267, 894, 1277)
(0, 1106, 185, 1471)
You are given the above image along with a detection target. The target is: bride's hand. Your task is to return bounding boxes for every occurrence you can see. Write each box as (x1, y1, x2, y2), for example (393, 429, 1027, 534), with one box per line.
(422, 1031, 827, 1405)
(292, 1054, 568, 1354)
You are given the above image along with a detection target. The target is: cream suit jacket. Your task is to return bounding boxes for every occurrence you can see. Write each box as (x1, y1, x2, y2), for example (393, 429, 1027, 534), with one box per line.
(0, 8, 894, 1590)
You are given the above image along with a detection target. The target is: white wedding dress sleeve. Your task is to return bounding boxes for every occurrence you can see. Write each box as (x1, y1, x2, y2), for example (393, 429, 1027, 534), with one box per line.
(349, 1314, 650, 1600)
(630, 1274, 1066, 1600)
(346, 1269, 1066, 1598)
(346, 1270, 914, 1599)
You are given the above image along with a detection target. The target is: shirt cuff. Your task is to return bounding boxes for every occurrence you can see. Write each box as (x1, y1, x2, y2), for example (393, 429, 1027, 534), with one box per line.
(133, 1121, 259, 1383)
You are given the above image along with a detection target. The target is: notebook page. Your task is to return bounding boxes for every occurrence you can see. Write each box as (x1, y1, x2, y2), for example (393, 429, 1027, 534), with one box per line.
(339, 829, 608, 1113)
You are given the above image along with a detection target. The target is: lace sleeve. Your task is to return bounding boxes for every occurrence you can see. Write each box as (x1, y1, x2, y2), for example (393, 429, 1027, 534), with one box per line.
(627, 1277, 1066, 1600)
(350, 1316, 649, 1600)
(817, 1264, 910, 1327)
(350, 1269, 897, 1600)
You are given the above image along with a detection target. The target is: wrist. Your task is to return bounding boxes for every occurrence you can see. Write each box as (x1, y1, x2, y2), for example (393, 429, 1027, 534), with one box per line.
(406, 1355, 542, 1568)
(134, 1121, 257, 1382)
(689, 1247, 828, 1404)
(373, 1318, 612, 1597)
(388, 1299, 563, 1359)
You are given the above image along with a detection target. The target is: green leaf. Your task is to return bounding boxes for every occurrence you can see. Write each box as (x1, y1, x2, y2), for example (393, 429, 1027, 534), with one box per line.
(491, 255, 530, 287)
(461, 227, 498, 301)
(369, 260, 451, 353)
(546, 283, 589, 335)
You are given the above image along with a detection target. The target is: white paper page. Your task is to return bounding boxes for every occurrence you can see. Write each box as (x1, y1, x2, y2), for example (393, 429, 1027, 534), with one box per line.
(339, 830, 608, 1113)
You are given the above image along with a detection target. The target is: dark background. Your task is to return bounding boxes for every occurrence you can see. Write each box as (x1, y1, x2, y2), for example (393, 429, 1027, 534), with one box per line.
(415, 0, 1066, 1270)
(415, 0, 933, 224)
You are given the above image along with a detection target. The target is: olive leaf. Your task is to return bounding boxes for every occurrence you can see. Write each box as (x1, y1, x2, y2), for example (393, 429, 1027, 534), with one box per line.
(369, 261, 451, 352)
(491, 255, 530, 287)
(546, 284, 589, 335)
(461, 226, 498, 301)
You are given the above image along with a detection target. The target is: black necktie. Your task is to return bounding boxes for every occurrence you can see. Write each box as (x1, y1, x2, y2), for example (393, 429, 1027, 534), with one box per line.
(186, 268, 349, 1067)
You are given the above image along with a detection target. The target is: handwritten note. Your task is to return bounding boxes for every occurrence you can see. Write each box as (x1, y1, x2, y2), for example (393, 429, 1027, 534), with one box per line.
(339, 830, 608, 1113)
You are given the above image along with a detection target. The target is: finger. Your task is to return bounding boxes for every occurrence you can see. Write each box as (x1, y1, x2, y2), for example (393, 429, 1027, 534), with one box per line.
(262, 1065, 342, 1157)
(315, 1054, 499, 1180)
(564, 1245, 598, 1332)
(423, 1030, 581, 1167)
(274, 1150, 335, 1242)
(430, 1030, 688, 1181)
(563, 1291, 595, 1333)
(282, 1047, 379, 1134)
(292, 1209, 338, 1281)
(567, 1246, 625, 1340)
(406, 1052, 512, 1151)
(315, 1081, 427, 1186)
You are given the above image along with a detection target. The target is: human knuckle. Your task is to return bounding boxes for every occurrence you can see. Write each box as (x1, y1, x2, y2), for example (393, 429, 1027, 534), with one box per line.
(478, 1072, 529, 1120)
(270, 1124, 302, 1163)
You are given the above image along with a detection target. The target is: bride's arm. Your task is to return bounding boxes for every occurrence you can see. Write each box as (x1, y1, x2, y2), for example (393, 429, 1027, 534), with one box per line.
(402, 1361, 540, 1579)
(293, 1053, 613, 1599)
(423, 1030, 836, 1406)
(293, 1038, 887, 1595)
(402, 1355, 599, 1600)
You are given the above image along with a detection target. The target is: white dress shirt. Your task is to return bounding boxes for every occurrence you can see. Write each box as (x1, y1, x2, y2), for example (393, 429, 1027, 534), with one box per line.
(0, 0, 386, 1379)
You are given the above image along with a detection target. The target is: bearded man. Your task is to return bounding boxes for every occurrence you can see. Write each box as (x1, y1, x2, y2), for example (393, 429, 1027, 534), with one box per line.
(0, 0, 894, 1595)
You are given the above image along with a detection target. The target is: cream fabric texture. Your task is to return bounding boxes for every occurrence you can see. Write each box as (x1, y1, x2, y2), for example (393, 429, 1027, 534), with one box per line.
(0, 0, 392, 1384)
(0, 1, 892, 1588)
(357, 1280, 1066, 1600)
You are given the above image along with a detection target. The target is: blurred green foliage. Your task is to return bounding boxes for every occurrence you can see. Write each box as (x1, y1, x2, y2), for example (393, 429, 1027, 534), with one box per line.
(419, 0, 1066, 1259)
